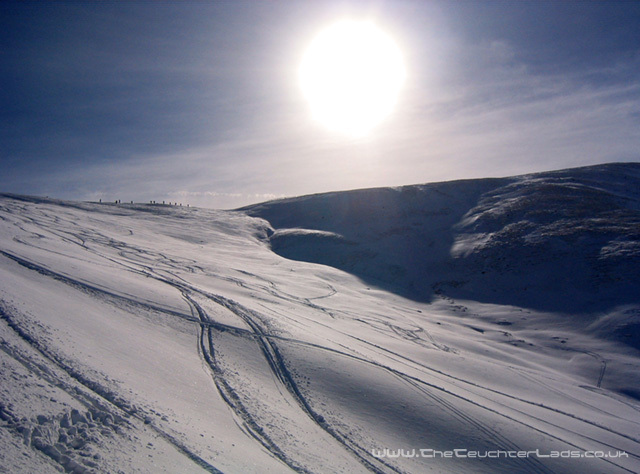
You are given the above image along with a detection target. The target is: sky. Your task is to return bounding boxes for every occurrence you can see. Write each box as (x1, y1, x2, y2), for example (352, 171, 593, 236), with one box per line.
(1, 1, 639, 209)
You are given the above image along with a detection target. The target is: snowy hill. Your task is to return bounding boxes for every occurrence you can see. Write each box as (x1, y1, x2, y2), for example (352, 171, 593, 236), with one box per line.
(1, 163, 640, 473)
(245, 163, 640, 341)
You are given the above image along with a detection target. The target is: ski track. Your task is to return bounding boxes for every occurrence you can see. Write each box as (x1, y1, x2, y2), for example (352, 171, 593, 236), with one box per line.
(176, 280, 398, 474)
(0, 244, 392, 472)
(184, 292, 305, 473)
(1, 197, 639, 473)
(2, 247, 639, 472)
(321, 313, 640, 443)
(508, 367, 618, 419)
(343, 330, 640, 456)
(0, 302, 224, 474)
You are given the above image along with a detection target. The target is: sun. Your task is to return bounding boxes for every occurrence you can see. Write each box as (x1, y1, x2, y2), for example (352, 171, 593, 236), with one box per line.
(299, 20, 405, 137)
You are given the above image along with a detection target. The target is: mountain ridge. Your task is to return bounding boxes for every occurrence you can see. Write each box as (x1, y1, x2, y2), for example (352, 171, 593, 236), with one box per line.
(244, 162, 640, 317)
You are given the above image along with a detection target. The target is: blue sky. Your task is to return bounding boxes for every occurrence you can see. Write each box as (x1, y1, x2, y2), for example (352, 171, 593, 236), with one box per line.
(2, 1, 639, 208)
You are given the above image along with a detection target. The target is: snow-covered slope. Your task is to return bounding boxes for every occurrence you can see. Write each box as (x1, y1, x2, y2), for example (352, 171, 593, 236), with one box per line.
(1, 163, 639, 473)
(245, 163, 640, 337)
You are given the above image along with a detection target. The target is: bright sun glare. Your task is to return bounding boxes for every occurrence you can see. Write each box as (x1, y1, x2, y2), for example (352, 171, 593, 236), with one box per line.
(299, 20, 405, 137)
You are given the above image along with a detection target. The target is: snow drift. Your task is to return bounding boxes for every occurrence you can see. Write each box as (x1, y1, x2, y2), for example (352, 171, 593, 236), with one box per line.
(0, 163, 639, 473)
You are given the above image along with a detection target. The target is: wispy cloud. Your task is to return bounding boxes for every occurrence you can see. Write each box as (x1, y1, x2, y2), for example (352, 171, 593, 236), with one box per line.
(2, 2, 638, 206)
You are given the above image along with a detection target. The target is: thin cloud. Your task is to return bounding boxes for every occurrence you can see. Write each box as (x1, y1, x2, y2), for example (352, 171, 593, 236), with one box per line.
(2, 2, 638, 206)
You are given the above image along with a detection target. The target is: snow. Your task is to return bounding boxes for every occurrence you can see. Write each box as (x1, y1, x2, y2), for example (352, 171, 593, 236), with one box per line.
(1, 162, 639, 473)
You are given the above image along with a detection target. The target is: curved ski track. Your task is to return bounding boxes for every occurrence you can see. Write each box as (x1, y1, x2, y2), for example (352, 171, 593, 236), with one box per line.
(3, 248, 639, 473)
(1, 200, 639, 473)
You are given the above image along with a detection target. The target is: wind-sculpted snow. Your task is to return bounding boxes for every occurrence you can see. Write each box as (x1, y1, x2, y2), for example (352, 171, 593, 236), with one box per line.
(1, 163, 639, 473)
